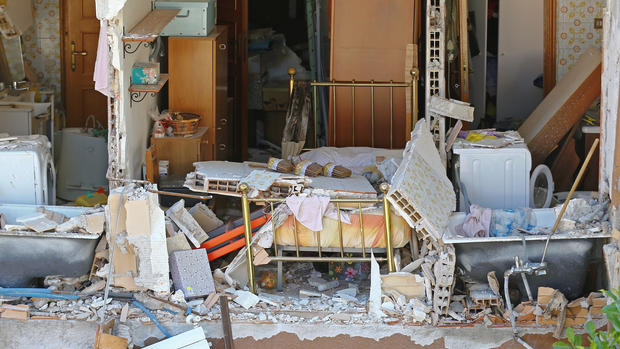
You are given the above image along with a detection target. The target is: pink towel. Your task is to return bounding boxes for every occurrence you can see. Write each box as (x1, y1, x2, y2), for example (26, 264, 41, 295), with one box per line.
(285, 196, 330, 231)
(93, 20, 111, 97)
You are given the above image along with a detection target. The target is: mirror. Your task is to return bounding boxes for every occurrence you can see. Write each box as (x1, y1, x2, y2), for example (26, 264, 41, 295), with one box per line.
(1, 35, 25, 82)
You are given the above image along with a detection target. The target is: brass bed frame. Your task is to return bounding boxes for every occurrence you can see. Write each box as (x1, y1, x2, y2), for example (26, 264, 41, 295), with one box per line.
(288, 67, 420, 148)
(240, 183, 397, 293)
(240, 69, 420, 294)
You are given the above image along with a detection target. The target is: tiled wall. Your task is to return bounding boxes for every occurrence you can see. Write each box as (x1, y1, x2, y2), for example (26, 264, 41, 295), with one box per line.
(556, 0, 604, 81)
(21, 0, 61, 104)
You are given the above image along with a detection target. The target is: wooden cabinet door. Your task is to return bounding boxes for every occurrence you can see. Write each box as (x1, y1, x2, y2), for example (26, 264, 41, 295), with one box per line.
(214, 30, 231, 160)
(62, 0, 107, 127)
(169, 36, 215, 160)
(217, 0, 248, 160)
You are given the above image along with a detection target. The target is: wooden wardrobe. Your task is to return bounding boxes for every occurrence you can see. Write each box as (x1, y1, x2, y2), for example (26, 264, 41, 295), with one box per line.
(168, 26, 231, 160)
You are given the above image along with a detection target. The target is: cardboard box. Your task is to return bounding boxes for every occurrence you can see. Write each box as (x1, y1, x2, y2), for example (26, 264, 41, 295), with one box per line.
(131, 62, 160, 85)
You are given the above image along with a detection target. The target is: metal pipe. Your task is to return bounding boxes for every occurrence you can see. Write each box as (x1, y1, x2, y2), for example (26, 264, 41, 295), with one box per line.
(412, 69, 419, 125)
(390, 82, 394, 148)
(239, 183, 256, 294)
(293, 216, 300, 257)
(313, 84, 318, 147)
(541, 138, 599, 263)
(381, 183, 395, 272)
(248, 197, 382, 204)
(351, 82, 356, 146)
(312, 81, 409, 87)
(337, 202, 344, 258)
(520, 272, 533, 302)
(332, 81, 336, 145)
(269, 256, 388, 262)
(147, 189, 212, 201)
(370, 81, 375, 147)
(270, 202, 277, 254)
(359, 203, 366, 258)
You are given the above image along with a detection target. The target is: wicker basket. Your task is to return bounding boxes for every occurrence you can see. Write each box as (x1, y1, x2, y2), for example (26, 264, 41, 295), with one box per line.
(170, 112, 200, 135)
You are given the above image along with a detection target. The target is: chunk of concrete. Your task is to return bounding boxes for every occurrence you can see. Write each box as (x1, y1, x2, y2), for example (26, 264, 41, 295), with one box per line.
(166, 200, 209, 247)
(169, 249, 215, 299)
(189, 203, 223, 233)
(166, 233, 191, 256)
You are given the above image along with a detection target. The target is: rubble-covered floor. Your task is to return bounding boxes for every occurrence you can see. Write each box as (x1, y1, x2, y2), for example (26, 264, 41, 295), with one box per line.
(0, 317, 571, 349)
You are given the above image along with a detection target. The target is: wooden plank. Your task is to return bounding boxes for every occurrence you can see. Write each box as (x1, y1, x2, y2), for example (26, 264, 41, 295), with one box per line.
(129, 74, 169, 93)
(220, 296, 234, 349)
(518, 46, 601, 165)
(550, 123, 581, 192)
(96, 334, 128, 349)
(123, 9, 180, 43)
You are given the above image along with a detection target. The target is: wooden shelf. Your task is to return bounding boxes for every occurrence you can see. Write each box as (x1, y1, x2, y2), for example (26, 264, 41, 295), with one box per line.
(128, 74, 169, 107)
(129, 74, 169, 93)
(122, 9, 180, 43)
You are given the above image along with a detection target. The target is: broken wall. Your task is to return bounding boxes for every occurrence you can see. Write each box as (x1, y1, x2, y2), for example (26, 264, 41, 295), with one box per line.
(601, 0, 620, 228)
(115, 0, 158, 179)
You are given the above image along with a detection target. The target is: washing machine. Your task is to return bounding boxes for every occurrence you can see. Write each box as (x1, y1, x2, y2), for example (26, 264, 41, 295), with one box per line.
(0, 135, 55, 205)
(453, 142, 531, 211)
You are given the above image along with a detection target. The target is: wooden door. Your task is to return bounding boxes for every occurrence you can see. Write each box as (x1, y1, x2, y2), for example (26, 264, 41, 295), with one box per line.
(217, 0, 248, 160)
(62, 0, 107, 127)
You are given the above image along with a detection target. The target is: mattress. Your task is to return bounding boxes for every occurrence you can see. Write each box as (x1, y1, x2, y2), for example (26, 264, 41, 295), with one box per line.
(275, 210, 410, 249)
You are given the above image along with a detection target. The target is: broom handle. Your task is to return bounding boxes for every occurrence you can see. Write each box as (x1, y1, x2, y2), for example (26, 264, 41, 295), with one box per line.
(540, 138, 599, 264)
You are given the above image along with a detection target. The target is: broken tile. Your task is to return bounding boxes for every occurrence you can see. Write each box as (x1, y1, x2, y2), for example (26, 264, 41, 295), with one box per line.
(299, 289, 321, 298)
(234, 290, 260, 309)
(308, 278, 339, 292)
(169, 249, 215, 299)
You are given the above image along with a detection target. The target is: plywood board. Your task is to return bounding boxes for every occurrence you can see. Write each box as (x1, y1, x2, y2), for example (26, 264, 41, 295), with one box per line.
(329, 0, 414, 148)
(123, 9, 180, 42)
(518, 46, 601, 165)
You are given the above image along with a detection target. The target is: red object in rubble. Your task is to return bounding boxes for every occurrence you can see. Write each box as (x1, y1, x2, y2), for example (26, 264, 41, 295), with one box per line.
(199, 210, 270, 261)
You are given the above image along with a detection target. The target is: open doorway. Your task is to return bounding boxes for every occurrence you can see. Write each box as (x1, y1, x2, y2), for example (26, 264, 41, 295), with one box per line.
(467, 0, 544, 130)
(245, 0, 316, 162)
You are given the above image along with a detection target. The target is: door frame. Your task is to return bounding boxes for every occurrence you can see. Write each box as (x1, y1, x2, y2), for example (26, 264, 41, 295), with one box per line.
(59, 0, 67, 116)
(543, 0, 556, 96)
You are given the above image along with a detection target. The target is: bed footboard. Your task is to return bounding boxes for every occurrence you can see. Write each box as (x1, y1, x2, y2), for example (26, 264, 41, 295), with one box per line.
(239, 183, 395, 294)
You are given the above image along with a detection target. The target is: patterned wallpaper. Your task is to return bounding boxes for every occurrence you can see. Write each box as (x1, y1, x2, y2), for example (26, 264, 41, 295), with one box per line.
(556, 0, 604, 81)
(21, 0, 61, 104)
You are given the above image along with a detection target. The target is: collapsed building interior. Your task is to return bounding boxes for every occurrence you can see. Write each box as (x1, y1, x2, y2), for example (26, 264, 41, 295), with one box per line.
(1, 0, 620, 348)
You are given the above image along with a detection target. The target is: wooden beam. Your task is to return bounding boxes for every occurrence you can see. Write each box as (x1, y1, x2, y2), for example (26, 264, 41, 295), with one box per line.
(519, 47, 601, 166)
(543, 0, 557, 96)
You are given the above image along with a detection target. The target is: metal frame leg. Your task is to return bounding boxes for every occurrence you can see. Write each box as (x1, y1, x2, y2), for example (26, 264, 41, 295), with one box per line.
(277, 246, 283, 292)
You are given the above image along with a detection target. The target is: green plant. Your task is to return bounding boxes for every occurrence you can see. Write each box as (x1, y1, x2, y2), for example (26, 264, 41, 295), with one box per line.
(553, 288, 620, 349)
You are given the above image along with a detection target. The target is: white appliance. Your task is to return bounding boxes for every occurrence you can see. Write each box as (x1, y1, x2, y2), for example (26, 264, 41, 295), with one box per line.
(56, 128, 108, 201)
(0, 135, 55, 205)
(453, 143, 531, 211)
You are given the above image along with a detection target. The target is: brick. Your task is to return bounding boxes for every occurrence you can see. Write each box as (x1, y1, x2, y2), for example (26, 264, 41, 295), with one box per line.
(169, 249, 215, 299)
